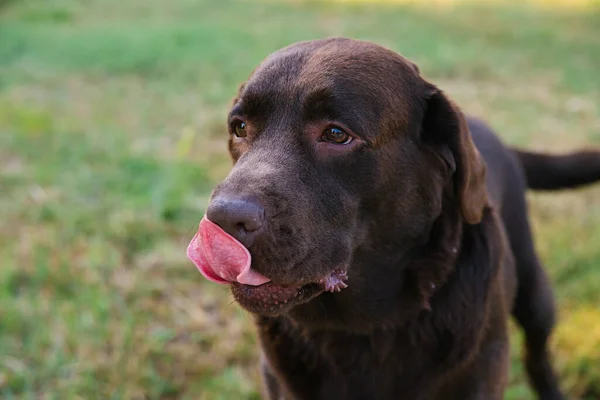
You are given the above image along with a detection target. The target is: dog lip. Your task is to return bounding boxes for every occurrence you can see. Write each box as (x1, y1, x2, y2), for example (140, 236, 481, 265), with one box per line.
(250, 267, 348, 292)
(231, 268, 349, 315)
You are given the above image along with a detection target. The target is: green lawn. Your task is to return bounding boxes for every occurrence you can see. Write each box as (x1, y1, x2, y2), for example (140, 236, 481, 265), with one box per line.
(1, 0, 599, 398)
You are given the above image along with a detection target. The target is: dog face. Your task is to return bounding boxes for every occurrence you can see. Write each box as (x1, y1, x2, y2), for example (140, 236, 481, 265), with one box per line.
(203, 38, 486, 326)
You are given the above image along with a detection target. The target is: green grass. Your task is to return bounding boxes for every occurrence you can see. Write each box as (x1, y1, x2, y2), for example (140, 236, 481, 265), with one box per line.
(1, 0, 599, 398)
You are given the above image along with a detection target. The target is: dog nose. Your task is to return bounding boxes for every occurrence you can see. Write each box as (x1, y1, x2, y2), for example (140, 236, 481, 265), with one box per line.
(206, 196, 265, 248)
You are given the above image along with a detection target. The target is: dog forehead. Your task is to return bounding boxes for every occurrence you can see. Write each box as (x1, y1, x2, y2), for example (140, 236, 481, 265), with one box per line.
(243, 39, 422, 106)
(300, 39, 416, 79)
(236, 39, 427, 145)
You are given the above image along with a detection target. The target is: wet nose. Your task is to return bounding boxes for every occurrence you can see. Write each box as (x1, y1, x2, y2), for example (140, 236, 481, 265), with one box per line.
(205, 196, 265, 248)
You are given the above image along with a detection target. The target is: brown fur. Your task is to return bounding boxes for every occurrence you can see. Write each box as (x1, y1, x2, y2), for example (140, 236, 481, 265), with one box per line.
(203, 37, 600, 399)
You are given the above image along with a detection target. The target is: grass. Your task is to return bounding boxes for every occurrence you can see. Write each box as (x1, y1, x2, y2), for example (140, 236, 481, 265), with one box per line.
(1, 0, 599, 398)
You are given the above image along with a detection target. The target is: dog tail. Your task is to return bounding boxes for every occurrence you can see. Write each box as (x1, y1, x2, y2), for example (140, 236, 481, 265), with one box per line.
(513, 149, 600, 190)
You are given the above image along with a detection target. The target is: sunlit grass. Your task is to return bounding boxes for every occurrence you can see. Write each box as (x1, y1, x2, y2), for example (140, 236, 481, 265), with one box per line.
(320, 0, 598, 11)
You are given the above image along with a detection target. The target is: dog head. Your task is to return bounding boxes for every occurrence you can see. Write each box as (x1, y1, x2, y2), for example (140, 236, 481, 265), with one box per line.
(189, 38, 487, 328)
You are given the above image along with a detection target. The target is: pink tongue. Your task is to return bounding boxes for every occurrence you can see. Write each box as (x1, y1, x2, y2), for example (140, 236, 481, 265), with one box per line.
(187, 217, 271, 286)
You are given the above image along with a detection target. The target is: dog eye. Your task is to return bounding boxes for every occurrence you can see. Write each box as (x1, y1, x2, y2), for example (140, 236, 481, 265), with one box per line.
(233, 121, 247, 138)
(322, 127, 353, 145)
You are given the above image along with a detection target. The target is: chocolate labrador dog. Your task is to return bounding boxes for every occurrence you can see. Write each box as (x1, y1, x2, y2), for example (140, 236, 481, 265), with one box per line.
(187, 38, 600, 399)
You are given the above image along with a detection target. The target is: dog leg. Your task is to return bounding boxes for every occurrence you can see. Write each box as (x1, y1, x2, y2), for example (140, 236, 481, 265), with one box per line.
(502, 194, 565, 400)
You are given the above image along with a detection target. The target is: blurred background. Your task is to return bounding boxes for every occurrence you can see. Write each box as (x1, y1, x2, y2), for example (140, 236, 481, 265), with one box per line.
(1, 0, 599, 399)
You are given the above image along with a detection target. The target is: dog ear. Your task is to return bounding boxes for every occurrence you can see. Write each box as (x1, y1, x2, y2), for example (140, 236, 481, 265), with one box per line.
(421, 84, 488, 224)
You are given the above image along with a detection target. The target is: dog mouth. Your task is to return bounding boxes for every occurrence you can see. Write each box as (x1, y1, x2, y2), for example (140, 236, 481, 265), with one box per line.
(231, 268, 348, 315)
(187, 217, 349, 315)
